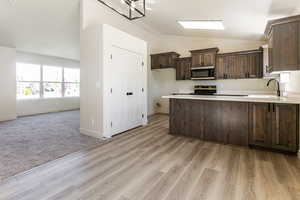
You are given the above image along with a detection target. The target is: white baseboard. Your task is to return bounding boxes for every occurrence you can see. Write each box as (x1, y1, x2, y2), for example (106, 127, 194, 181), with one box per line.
(142, 119, 148, 126)
(80, 128, 102, 139)
(17, 108, 80, 117)
(0, 114, 17, 122)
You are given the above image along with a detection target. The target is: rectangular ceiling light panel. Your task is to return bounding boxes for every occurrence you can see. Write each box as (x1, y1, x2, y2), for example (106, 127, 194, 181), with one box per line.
(178, 20, 225, 30)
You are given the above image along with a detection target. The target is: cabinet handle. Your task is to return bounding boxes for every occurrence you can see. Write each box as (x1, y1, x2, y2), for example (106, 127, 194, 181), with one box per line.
(273, 104, 275, 112)
(268, 103, 271, 112)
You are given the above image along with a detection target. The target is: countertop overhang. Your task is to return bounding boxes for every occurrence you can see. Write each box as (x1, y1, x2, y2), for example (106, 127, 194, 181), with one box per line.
(162, 95, 300, 104)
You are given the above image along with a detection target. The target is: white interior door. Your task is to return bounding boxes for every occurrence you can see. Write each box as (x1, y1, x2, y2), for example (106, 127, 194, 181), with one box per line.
(110, 46, 143, 136)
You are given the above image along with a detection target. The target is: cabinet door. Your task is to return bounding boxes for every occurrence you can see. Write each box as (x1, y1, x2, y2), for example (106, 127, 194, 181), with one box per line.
(185, 100, 204, 139)
(159, 55, 168, 68)
(236, 55, 248, 79)
(226, 56, 237, 79)
(249, 103, 272, 147)
(203, 53, 215, 66)
(151, 55, 160, 69)
(176, 59, 184, 80)
(272, 22, 300, 71)
(268, 31, 274, 73)
(222, 102, 249, 146)
(271, 104, 299, 152)
(216, 56, 226, 79)
(183, 58, 191, 80)
(203, 101, 223, 143)
(176, 58, 191, 80)
(191, 53, 204, 67)
(248, 52, 263, 78)
(169, 99, 188, 135)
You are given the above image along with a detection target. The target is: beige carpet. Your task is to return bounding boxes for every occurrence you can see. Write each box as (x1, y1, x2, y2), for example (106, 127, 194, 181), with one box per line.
(0, 110, 104, 181)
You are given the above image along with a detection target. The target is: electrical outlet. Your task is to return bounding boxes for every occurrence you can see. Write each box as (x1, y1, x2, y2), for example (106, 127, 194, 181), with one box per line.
(91, 119, 95, 127)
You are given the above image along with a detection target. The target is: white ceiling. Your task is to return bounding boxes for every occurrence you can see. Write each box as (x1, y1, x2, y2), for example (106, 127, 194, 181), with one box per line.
(0, 0, 80, 60)
(140, 0, 300, 40)
(0, 0, 299, 60)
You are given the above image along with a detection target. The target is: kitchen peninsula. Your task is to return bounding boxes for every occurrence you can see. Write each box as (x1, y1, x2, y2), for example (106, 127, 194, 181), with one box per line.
(163, 95, 300, 153)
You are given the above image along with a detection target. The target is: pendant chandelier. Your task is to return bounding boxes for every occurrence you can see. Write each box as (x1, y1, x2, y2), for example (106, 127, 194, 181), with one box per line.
(97, 0, 146, 20)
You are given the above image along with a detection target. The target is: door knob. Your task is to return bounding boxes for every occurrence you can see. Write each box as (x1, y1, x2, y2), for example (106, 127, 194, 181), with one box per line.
(126, 92, 133, 96)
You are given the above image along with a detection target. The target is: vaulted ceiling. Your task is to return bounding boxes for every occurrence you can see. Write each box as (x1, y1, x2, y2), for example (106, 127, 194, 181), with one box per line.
(0, 0, 80, 60)
(0, 0, 299, 60)
(141, 0, 300, 40)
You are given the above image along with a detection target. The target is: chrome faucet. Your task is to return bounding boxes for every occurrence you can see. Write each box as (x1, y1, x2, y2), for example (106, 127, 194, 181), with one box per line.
(267, 79, 280, 97)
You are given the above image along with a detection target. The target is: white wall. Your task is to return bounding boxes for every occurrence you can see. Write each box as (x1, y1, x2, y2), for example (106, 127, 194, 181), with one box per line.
(0, 46, 16, 121)
(80, 23, 148, 139)
(285, 71, 300, 96)
(80, 25, 104, 138)
(16, 51, 80, 116)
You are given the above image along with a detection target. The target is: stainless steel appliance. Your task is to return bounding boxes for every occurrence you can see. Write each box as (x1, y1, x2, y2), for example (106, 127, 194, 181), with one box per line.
(194, 85, 217, 95)
(191, 66, 215, 80)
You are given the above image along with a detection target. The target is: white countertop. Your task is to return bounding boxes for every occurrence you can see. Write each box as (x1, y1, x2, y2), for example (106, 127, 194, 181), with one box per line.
(162, 95, 300, 104)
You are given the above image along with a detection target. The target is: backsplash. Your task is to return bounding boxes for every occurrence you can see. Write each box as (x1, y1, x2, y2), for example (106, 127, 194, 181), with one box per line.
(284, 71, 300, 98)
(150, 68, 277, 114)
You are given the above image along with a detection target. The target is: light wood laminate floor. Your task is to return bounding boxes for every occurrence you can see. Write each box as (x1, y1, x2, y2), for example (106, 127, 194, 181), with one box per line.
(1, 115, 300, 200)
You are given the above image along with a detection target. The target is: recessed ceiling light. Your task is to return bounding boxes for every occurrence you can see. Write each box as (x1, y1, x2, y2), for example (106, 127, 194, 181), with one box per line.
(178, 20, 225, 30)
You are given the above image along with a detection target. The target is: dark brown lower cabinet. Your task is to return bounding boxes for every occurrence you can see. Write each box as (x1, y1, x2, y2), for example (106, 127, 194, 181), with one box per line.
(203, 101, 223, 143)
(249, 103, 272, 147)
(170, 99, 299, 153)
(169, 99, 249, 146)
(221, 102, 249, 146)
(169, 99, 188, 136)
(249, 103, 299, 152)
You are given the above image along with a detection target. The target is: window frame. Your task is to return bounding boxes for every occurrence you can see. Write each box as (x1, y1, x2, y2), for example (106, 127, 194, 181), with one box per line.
(42, 66, 63, 99)
(63, 68, 80, 97)
(16, 63, 80, 100)
(16, 63, 42, 100)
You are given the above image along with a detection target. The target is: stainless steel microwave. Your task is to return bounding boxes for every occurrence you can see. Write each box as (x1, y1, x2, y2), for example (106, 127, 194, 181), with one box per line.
(190, 66, 215, 80)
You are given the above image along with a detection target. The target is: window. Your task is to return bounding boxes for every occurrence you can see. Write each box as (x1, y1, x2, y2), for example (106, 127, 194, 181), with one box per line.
(16, 63, 41, 99)
(64, 68, 80, 97)
(43, 66, 62, 98)
(16, 63, 80, 99)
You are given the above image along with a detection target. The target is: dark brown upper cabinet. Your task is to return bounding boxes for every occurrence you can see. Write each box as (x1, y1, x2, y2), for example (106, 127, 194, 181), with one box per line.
(151, 52, 180, 70)
(216, 49, 263, 80)
(249, 103, 299, 153)
(175, 57, 192, 80)
(190, 48, 219, 68)
(265, 15, 300, 72)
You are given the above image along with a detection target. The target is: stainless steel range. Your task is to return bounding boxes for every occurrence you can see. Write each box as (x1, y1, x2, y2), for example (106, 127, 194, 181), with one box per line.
(194, 85, 217, 95)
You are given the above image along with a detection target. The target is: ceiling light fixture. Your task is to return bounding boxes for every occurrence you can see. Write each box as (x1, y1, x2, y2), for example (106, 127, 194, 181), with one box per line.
(178, 20, 225, 30)
(97, 0, 146, 20)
